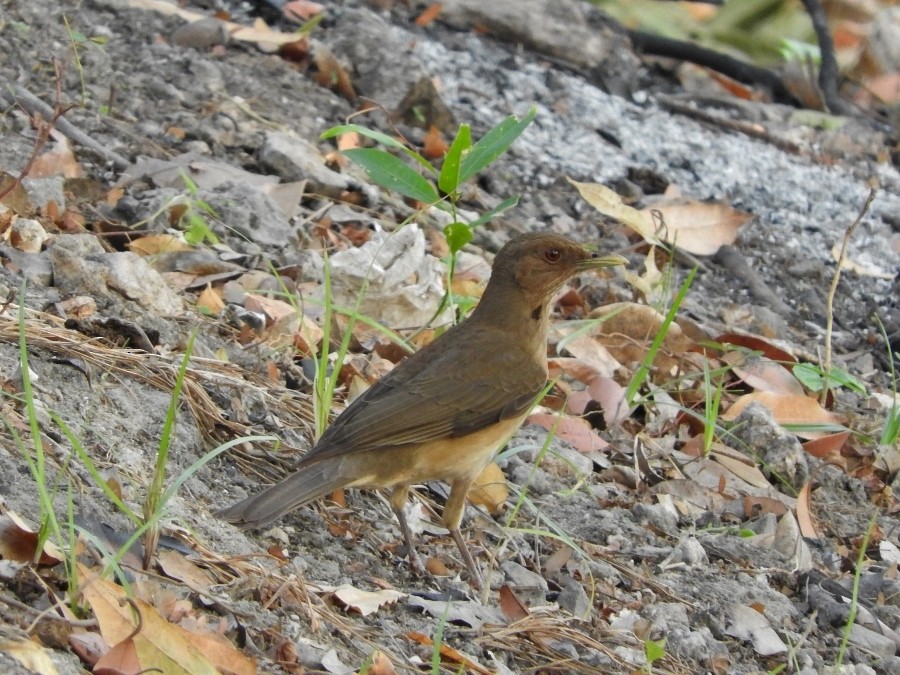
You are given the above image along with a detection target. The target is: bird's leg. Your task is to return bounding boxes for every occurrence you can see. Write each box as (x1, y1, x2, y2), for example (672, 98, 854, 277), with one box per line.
(444, 478, 484, 591)
(389, 484, 424, 575)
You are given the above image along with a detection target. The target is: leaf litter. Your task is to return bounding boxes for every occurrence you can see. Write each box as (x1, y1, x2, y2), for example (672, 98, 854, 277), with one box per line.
(0, 0, 898, 674)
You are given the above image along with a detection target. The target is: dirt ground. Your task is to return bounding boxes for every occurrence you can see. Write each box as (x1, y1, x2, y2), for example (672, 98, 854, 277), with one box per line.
(1, 1, 899, 674)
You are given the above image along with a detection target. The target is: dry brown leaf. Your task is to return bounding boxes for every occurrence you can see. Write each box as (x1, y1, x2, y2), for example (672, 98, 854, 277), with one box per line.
(591, 302, 696, 374)
(641, 198, 750, 256)
(331, 585, 405, 616)
(498, 584, 530, 623)
(802, 430, 851, 461)
(527, 412, 609, 453)
(467, 462, 508, 513)
(368, 650, 396, 675)
(405, 632, 492, 674)
(196, 285, 225, 316)
(29, 136, 82, 179)
(728, 355, 805, 396)
(0, 511, 64, 565)
(795, 482, 821, 539)
(831, 243, 894, 279)
(422, 125, 448, 159)
(283, 0, 324, 22)
(93, 636, 140, 675)
(79, 565, 221, 675)
(415, 3, 443, 26)
(156, 550, 214, 588)
(554, 331, 621, 378)
(129, 0, 301, 52)
(715, 332, 797, 364)
(129, 234, 192, 256)
(721, 392, 844, 438)
(313, 45, 356, 100)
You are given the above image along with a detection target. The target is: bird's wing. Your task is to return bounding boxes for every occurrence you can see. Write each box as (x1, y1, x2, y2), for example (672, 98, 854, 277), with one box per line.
(300, 325, 546, 464)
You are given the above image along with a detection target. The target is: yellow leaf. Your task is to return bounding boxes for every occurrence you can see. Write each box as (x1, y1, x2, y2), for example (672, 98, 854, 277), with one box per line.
(567, 178, 662, 244)
(467, 463, 508, 513)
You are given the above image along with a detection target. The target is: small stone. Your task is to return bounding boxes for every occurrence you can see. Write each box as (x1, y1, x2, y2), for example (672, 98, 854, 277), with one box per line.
(557, 577, 591, 619)
(170, 18, 229, 50)
(9, 218, 49, 252)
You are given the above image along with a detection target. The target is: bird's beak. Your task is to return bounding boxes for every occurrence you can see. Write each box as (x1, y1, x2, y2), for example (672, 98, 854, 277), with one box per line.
(577, 251, 628, 271)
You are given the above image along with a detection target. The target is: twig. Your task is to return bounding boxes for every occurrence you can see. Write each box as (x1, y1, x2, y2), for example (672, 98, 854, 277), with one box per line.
(0, 80, 130, 170)
(800, 0, 851, 115)
(822, 186, 877, 404)
(626, 29, 797, 105)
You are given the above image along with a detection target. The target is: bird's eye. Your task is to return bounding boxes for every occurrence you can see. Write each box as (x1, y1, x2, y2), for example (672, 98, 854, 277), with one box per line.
(543, 248, 561, 263)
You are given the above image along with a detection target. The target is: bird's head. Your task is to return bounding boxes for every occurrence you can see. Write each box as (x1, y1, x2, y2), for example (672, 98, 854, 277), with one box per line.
(491, 232, 627, 302)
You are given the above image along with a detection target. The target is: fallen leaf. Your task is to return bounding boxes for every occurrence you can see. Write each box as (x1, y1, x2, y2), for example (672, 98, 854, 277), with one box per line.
(721, 392, 845, 438)
(640, 198, 750, 255)
(0, 511, 64, 565)
(802, 430, 851, 461)
(415, 3, 443, 27)
(728, 354, 805, 396)
(405, 632, 492, 674)
(498, 584, 529, 623)
(196, 285, 225, 315)
(129, 234, 192, 256)
(79, 565, 223, 675)
(795, 482, 820, 539)
(568, 178, 662, 244)
(467, 462, 508, 513)
(331, 585, 405, 616)
(715, 332, 797, 364)
(527, 412, 609, 453)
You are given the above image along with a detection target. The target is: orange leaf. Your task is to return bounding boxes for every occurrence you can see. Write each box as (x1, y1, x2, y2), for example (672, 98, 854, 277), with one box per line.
(415, 3, 443, 27)
(721, 392, 844, 439)
(498, 585, 529, 623)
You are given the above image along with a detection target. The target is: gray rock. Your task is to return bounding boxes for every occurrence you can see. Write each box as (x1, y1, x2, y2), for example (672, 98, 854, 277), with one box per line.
(729, 402, 810, 490)
(326, 8, 429, 110)
(0, 246, 52, 286)
(439, 0, 637, 77)
(848, 624, 896, 660)
(557, 577, 591, 619)
(501, 560, 547, 607)
(259, 131, 363, 200)
(198, 181, 296, 251)
(105, 252, 184, 316)
(22, 175, 65, 210)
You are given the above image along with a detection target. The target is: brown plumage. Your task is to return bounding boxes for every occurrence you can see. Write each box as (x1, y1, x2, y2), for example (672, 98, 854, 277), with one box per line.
(217, 232, 625, 588)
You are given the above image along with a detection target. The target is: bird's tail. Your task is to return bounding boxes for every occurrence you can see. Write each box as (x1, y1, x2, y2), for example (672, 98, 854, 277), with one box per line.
(216, 460, 344, 528)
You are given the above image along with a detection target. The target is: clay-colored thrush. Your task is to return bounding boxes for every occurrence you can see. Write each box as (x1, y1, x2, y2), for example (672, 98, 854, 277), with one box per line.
(218, 232, 625, 587)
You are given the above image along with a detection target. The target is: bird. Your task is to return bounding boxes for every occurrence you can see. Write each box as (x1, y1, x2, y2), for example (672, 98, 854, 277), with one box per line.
(218, 232, 626, 588)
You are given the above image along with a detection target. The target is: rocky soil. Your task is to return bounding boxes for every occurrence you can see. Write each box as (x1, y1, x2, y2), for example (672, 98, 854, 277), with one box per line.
(0, 1, 899, 674)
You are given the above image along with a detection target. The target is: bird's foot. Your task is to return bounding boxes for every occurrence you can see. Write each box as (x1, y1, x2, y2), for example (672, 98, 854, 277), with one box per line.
(406, 548, 426, 576)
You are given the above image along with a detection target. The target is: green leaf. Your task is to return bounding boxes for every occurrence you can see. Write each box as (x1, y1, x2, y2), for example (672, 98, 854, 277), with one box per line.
(792, 363, 824, 391)
(438, 124, 471, 195)
(458, 107, 536, 184)
(644, 637, 667, 664)
(343, 148, 440, 204)
(322, 124, 435, 174)
(465, 195, 519, 228)
(443, 222, 473, 254)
